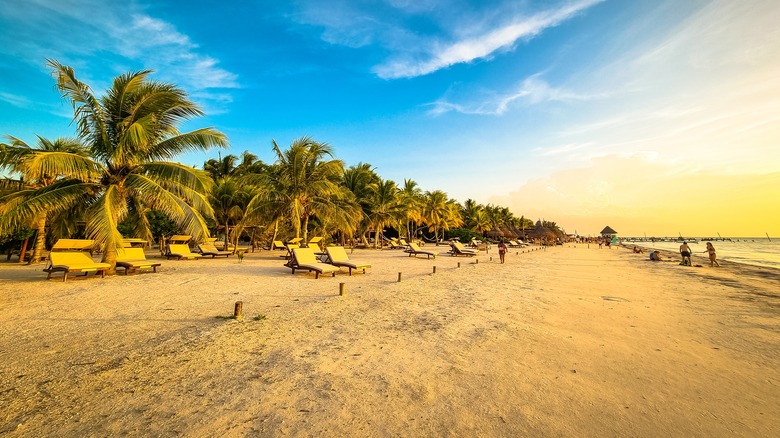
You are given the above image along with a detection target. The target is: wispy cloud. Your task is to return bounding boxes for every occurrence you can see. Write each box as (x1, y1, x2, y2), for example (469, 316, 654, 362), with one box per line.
(0, 0, 238, 110)
(291, 0, 604, 79)
(0, 91, 33, 109)
(374, 0, 604, 79)
(427, 75, 603, 116)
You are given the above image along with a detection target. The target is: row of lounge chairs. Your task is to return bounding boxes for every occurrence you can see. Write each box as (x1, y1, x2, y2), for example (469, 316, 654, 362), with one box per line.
(286, 247, 372, 279)
(43, 240, 160, 282)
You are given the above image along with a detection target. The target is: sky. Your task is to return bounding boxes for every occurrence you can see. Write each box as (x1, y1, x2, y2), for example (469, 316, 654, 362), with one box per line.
(1, 0, 778, 237)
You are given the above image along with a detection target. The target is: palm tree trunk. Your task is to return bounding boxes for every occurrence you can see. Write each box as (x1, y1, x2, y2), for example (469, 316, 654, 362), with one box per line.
(224, 222, 230, 251)
(302, 214, 309, 243)
(30, 215, 47, 264)
(271, 220, 279, 248)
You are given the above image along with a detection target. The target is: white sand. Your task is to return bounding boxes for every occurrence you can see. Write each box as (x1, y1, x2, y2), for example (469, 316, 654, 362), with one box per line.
(1, 244, 779, 436)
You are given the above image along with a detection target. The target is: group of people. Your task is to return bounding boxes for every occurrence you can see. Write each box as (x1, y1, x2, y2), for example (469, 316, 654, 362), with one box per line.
(646, 241, 719, 267)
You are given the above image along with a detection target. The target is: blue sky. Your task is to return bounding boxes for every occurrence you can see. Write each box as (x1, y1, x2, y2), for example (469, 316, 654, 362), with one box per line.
(1, 0, 779, 236)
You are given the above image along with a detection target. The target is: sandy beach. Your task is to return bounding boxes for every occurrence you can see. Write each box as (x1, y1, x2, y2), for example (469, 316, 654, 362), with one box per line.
(1, 244, 779, 436)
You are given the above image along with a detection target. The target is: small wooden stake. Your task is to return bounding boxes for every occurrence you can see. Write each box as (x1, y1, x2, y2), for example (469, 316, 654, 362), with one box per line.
(398, 272, 402, 282)
(233, 301, 243, 320)
(339, 283, 346, 296)
(457, 262, 461, 268)
(476, 259, 479, 264)
(490, 257, 492, 261)
(433, 266, 436, 274)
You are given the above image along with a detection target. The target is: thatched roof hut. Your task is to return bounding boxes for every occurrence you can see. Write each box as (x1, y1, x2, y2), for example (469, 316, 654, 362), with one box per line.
(600, 226, 618, 238)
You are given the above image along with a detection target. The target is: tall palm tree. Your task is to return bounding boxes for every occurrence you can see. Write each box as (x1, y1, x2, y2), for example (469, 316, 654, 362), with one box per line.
(366, 178, 402, 248)
(245, 137, 345, 242)
(0, 136, 91, 263)
(1, 60, 228, 272)
(398, 178, 423, 241)
(421, 190, 463, 243)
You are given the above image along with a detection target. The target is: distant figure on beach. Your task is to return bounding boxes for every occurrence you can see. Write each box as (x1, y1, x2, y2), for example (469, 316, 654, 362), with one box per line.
(633, 246, 644, 254)
(649, 251, 662, 261)
(598, 240, 603, 249)
(705, 242, 720, 267)
(679, 242, 692, 266)
(498, 241, 507, 264)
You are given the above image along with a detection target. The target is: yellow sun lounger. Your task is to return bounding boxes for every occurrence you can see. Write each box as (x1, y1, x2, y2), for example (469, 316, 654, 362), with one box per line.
(405, 242, 436, 259)
(198, 243, 233, 258)
(51, 239, 97, 252)
(450, 241, 477, 257)
(287, 247, 339, 278)
(305, 236, 323, 251)
(43, 251, 111, 282)
(271, 240, 286, 250)
(116, 247, 161, 275)
(325, 246, 371, 275)
(167, 244, 203, 260)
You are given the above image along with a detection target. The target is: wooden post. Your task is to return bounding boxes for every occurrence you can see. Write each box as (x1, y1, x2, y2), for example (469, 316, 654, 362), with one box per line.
(490, 257, 492, 262)
(457, 262, 461, 268)
(398, 272, 402, 282)
(476, 259, 479, 264)
(233, 301, 243, 320)
(339, 283, 346, 296)
(433, 266, 436, 274)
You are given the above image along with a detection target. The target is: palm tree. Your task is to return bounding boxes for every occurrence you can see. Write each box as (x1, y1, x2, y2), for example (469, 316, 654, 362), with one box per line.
(398, 178, 423, 241)
(0, 136, 91, 263)
(1, 60, 228, 272)
(209, 176, 256, 251)
(421, 190, 463, 244)
(204, 153, 239, 180)
(245, 137, 346, 242)
(366, 178, 402, 248)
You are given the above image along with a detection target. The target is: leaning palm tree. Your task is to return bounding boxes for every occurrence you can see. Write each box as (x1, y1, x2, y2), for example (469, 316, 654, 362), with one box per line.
(1, 60, 228, 272)
(0, 136, 91, 263)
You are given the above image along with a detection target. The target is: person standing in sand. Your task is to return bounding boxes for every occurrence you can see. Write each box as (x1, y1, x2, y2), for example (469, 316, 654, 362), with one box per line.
(704, 242, 720, 267)
(498, 241, 507, 264)
(679, 242, 692, 266)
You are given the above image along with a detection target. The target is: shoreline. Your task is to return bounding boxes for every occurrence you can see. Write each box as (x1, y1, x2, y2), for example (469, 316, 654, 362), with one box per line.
(2, 244, 779, 436)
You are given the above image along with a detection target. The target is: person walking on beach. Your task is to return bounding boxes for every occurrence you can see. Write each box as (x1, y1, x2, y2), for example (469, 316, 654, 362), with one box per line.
(498, 240, 507, 264)
(679, 242, 692, 266)
(705, 242, 720, 267)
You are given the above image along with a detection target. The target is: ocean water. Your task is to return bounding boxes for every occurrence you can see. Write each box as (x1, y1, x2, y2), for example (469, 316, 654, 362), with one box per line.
(625, 238, 780, 269)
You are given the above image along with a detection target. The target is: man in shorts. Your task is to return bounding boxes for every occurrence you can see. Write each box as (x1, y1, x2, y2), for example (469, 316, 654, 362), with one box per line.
(679, 242, 692, 266)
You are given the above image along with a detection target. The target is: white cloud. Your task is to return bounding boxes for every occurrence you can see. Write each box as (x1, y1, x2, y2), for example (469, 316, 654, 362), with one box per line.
(0, 0, 238, 110)
(374, 0, 604, 79)
(427, 75, 602, 116)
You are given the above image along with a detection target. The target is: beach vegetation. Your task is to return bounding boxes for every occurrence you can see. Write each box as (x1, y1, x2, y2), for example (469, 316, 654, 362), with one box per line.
(1, 60, 227, 272)
(0, 136, 92, 263)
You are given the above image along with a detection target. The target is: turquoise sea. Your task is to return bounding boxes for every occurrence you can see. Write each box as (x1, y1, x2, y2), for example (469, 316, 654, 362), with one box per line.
(626, 238, 780, 269)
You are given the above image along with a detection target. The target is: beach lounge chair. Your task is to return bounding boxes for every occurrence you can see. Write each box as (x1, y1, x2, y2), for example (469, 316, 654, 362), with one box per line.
(116, 247, 161, 275)
(43, 250, 111, 282)
(51, 239, 97, 253)
(281, 243, 300, 259)
(325, 246, 371, 275)
(271, 240, 286, 250)
(198, 243, 233, 258)
(305, 236, 323, 251)
(405, 242, 436, 259)
(287, 247, 339, 278)
(167, 235, 192, 245)
(166, 244, 203, 260)
(450, 241, 477, 257)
